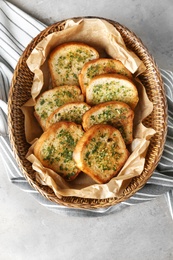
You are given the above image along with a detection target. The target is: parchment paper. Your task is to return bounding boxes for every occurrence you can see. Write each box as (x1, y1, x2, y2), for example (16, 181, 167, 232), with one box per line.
(23, 18, 156, 199)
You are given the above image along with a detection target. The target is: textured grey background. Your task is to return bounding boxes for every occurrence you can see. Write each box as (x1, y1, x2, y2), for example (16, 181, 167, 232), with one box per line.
(1, 1, 173, 259)
(8, 0, 173, 70)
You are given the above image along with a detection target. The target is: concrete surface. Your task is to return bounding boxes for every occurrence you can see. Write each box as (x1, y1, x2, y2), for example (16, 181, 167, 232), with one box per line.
(1, 0, 173, 259)
(7, 0, 173, 70)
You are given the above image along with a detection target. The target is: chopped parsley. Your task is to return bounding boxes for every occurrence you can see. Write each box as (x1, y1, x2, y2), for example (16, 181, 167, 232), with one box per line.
(91, 81, 133, 105)
(43, 144, 56, 163)
(54, 48, 96, 85)
(84, 131, 123, 173)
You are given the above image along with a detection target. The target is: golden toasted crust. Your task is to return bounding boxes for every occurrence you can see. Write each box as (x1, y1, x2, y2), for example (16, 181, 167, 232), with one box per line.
(46, 102, 91, 130)
(82, 101, 134, 144)
(73, 124, 129, 184)
(79, 58, 132, 95)
(34, 122, 84, 181)
(86, 73, 139, 109)
(34, 85, 84, 130)
(48, 42, 99, 87)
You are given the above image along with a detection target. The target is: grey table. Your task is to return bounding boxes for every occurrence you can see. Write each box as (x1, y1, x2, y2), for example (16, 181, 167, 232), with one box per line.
(1, 1, 173, 259)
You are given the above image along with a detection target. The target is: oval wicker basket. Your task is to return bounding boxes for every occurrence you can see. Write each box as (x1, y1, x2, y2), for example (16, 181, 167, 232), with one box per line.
(8, 17, 167, 209)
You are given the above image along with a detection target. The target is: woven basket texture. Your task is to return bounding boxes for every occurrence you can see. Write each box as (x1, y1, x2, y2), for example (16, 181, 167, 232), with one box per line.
(8, 18, 167, 209)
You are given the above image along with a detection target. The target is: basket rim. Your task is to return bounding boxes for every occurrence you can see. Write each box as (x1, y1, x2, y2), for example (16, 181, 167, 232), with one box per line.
(8, 17, 168, 209)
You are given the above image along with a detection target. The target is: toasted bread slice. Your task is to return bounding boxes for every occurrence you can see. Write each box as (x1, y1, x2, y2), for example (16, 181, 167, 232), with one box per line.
(34, 122, 84, 181)
(86, 73, 139, 109)
(82, 101, 134, 144)
(34, 85, 84, 130)
(46, 102, 91, 130)
(48, 42, 99, 87)
(79, 58, 132, 95)
(73, 124, 129, 184)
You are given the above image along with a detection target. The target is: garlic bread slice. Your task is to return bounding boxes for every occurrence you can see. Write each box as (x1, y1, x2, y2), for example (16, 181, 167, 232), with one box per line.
(86, 73, 139, 109)
(79, 58, 132, 95)
(34, 85, 84, 130)
(48, 42, 99, 87)
(82, 101, 134, 144)
(73, 124, 129, 184)
(46, 102, 90, 130)
(34, 122, 84, 181)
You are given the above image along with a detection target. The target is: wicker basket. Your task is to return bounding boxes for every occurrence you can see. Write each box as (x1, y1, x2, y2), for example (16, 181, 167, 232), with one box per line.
(8, 17, 167, 209)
